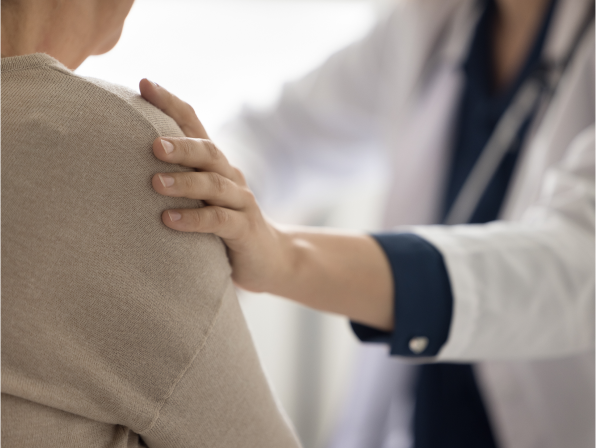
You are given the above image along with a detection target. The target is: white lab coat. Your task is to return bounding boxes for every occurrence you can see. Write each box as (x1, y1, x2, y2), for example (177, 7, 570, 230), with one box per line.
(216, 0, 595, 446)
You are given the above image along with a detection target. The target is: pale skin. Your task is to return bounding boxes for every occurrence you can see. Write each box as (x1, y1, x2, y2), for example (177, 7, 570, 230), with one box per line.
(2, 0, 551, 331)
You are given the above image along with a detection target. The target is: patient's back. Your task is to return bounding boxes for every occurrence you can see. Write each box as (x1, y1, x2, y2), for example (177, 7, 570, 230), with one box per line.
(1, 53, 300, 448)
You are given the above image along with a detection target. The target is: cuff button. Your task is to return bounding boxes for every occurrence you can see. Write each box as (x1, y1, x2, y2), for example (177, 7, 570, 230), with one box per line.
(409, 336, 429, 354)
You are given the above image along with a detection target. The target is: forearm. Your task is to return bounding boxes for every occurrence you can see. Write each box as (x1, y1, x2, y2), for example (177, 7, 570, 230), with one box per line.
(140, 89, 395, 332)
(270, 226, 394, 331)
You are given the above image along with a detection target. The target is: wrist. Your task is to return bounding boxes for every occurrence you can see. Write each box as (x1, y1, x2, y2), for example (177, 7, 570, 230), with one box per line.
(264, 225, 301, 296)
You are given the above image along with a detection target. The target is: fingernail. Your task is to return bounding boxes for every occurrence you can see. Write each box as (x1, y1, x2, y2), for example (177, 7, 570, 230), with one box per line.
(147, 79, 159, 88)
(158, 174, 175, 187)
(168, 211, 182, 222)
(161, 139, 174, 154)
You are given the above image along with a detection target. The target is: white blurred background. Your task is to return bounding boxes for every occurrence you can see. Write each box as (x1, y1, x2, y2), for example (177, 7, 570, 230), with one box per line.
(78, 1, 391, 446)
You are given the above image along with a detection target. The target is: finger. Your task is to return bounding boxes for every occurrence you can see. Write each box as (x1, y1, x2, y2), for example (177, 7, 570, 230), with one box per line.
(139, 78, 208, 139)
(152, 171, 253, 209)
(153, 137, 243, 184)
(162, 206, 248, 241)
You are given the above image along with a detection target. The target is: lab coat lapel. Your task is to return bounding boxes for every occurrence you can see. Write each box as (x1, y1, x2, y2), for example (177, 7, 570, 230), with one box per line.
(381, 0, 478, 228)
(383, 65, 463, 228)
(500, 0, 595, 221)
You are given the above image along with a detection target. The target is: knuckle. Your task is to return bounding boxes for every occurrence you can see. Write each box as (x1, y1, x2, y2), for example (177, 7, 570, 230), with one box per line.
(233, 166, 247, 183)
(202, 139, 221, 162)
(241, 187, 257, 205)
(175, 101, 197, 128)
(181, 172, 194, 190)
(183, 101, 197, 118)
(212, 207, 230, 226)
(164, 89, 175, 107)
(180, 138, 194, 157)
(208, 172, 227, 195)
(189, 209, 203, 227)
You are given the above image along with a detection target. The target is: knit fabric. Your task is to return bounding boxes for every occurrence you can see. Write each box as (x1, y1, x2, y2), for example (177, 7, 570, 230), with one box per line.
(1, 53, 301, 448)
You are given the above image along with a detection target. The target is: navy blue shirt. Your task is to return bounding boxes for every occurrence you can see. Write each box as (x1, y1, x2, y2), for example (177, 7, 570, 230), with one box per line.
(351, 0, 556, 446)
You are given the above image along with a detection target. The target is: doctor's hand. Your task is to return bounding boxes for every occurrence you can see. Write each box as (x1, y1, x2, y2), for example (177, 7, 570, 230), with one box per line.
(140, 78, 292, 292)
(140, 78, 395, 331)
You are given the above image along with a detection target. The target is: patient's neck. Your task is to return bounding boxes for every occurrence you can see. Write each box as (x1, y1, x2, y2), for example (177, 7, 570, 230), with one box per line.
(1, 2, 96, 69)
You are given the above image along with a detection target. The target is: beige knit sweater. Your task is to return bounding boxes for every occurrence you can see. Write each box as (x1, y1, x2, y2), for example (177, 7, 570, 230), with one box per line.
(1, 53, 300, 448)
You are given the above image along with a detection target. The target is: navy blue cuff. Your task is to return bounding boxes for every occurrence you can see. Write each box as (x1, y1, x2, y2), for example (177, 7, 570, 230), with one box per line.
(351, 233, 453, 357)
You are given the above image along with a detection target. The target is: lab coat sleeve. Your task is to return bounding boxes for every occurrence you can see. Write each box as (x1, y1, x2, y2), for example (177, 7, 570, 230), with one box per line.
(409, 126, 595, 361)
(213, 8, 403, 221)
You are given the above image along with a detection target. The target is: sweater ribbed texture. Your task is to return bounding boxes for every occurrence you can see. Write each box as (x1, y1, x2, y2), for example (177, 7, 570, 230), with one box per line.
(1, 53, 300, 448)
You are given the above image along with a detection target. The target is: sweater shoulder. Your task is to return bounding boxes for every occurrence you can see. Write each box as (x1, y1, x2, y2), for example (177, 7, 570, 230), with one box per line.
(2, 56, 234, 432)
(34, 61, 184, 137)
(79, 75, 185, 138)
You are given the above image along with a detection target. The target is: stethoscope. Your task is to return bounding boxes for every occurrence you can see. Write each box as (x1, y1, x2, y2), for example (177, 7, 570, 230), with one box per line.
(444, 2, 595, 225)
